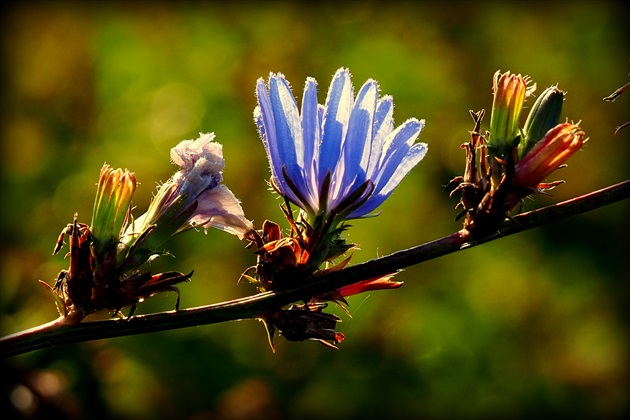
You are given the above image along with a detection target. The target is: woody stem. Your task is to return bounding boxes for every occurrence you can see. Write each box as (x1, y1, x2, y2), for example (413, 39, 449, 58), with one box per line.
(2, 180, 628, 358)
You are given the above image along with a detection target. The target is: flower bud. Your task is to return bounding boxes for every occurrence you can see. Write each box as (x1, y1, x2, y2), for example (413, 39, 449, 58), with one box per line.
(91, 164, 136, 257)
(489, 70, 536, 155)
(513, 122, 585, 192)
(519, 85, 565, 158)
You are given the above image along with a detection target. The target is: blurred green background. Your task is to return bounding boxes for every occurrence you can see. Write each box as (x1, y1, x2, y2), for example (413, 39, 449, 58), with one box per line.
(1, 1, 628, 419)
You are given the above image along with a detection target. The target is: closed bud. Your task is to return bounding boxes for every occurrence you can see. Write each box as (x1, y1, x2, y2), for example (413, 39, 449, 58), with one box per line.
(512, 122, 585, 197)
(520, 85, 565, 158)
(91, 165, 136, 243)
(489, 70, 536, 155)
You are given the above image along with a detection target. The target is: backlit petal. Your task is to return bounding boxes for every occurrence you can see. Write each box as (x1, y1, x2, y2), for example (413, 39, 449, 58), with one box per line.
(319, 68, 354, 185)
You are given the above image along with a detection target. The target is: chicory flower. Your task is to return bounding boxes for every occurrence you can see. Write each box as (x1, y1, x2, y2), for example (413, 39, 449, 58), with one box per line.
(254, 67, 428, 223)
(251, 68, 428, 349)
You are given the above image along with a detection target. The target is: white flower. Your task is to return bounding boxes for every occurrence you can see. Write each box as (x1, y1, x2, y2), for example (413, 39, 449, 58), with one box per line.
(128, 133, 253, 243)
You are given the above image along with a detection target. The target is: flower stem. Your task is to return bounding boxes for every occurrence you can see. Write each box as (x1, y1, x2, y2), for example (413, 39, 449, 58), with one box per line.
(2, 180, 628, 358)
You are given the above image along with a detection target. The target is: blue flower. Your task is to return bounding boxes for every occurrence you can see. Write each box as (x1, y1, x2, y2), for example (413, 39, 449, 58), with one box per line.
(254, 67, 427, 221)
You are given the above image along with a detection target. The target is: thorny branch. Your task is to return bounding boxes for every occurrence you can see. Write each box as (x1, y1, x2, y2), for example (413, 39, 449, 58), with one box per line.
(2, 179, 628, 358)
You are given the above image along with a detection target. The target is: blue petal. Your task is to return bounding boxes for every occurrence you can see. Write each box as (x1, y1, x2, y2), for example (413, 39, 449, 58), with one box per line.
(269, 75, 308, 206)
(372, 119, 424, 191)
(377, 140, 427, 198)
(319, 68, 354, 187)
(313, 103, 325, 192)
(340, 80, 378, 195)
(300, 77, 320, 210)
(255, 78, 281, 183)
(349, 140, 427, 218)
(366, 95, 394, 180)
(372, 95, 394, 139)
(256, 75, 301, 206)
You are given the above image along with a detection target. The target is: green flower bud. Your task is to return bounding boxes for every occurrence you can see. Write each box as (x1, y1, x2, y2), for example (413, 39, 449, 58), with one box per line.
(519, 85, 565, 158)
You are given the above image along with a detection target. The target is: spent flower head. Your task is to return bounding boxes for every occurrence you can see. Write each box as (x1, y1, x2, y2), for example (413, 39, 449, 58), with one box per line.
(170, 133, 254, 237)
(121, 133, 254, 270)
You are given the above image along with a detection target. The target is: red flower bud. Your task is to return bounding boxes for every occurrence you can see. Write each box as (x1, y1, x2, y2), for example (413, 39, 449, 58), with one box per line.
(513, 122, 585, 192)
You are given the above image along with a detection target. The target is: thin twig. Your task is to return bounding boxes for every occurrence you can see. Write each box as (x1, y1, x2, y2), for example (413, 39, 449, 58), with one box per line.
(2, 180, 628, 358)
